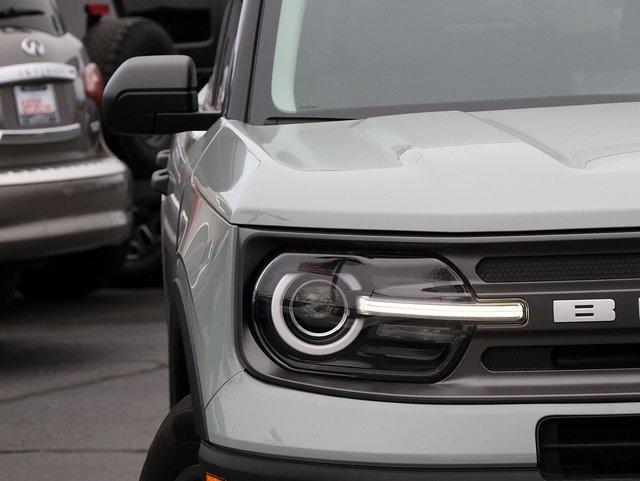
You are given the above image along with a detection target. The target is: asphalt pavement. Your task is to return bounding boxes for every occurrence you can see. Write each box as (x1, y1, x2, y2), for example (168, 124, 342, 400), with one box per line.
(0, 288, 168, 481)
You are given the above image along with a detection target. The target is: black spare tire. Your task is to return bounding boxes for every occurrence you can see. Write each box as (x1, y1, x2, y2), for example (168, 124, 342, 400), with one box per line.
(85, 17, 176, 178)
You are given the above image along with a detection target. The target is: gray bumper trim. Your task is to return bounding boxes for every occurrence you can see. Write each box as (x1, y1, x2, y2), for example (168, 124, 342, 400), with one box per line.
(0, 123, 82, 145)
(206, 371, 640, 466)
(200, 442, 545, 481)
(0, 156, 128, 187)
(0, 62, 77, 85)
(0, 156, 132, 262)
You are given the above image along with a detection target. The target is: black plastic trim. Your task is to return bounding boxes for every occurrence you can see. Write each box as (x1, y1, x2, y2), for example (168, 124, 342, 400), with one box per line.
(169, 261, 207, 438)
(478, 253, 640, 283)
(537, 414, 640, 480)
(199, 442, 544, 481)
(227, 0, 262, 122)
(483, 344, 640, 372)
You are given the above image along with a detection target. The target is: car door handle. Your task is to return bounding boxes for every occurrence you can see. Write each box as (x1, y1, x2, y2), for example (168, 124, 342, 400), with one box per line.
(156, 149, 171, 169)
(151, 168, 172, 195)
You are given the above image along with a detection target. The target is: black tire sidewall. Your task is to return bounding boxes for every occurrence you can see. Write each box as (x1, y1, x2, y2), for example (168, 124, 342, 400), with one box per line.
(104, 129, 172, 179)
(140, 396, 200, 481)
(19, 245, 127, 300)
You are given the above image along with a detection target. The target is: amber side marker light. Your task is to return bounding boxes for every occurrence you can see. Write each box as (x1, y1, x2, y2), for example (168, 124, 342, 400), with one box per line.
(205, 474, 226, 481)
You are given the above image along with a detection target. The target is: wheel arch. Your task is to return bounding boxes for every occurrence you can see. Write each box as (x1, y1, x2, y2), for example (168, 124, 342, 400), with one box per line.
(168, 263, 207, 439)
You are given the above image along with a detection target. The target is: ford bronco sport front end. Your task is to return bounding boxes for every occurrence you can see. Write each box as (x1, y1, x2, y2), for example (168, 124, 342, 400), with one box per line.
(103, 1, 640, 480)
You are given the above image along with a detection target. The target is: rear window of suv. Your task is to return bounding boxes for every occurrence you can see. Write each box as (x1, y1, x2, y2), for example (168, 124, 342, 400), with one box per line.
(0, 0, 65, 36)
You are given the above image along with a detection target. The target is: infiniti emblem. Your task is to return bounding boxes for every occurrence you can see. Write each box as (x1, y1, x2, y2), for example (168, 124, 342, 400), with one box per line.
(21, 38, 45, 57)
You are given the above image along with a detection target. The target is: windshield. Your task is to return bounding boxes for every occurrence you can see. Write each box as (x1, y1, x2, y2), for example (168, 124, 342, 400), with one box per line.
(252, 0, 640, 123)
(0, 0, 65, 36)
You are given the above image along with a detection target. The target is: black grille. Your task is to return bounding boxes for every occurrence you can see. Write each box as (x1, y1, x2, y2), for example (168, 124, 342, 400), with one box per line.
(482, 344, 640, 372)
(476, 253, 640, 283)
(538, 416, 640, 479)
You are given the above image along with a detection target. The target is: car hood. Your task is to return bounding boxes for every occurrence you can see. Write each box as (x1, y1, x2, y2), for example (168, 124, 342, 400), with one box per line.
(0, 27, 83, 66)
(196, 103, 640, 233)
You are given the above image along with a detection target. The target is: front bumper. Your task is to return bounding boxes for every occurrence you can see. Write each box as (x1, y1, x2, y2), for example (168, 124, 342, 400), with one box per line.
(204, 372, 640, 468)
(0, 155, 132, 264)
(200, 442, 544, 481)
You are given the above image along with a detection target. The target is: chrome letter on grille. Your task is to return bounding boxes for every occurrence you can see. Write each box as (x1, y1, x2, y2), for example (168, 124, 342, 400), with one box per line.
(553, 299, 615, 323)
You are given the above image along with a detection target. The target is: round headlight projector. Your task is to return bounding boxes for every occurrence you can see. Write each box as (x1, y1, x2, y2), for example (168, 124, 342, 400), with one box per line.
(289, 279, 349, 338)
(270, 273, 364, 356)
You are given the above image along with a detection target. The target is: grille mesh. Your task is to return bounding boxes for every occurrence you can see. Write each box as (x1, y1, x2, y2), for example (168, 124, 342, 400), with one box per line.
(539, 416, 640, 479)
(482, 344, 640, 372)
(476, 253, 640, 283)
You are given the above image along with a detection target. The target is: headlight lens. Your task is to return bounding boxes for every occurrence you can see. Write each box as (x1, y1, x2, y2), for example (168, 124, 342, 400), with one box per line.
(289, 279, 349, 338)
(252, 253, 526, 381)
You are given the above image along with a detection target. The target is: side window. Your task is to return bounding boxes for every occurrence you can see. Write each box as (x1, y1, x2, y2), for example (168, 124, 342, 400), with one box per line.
(206, 0, 242, 112)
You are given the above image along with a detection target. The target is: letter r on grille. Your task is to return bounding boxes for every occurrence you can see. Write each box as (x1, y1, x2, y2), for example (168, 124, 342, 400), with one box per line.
(553, 299, 616, 323)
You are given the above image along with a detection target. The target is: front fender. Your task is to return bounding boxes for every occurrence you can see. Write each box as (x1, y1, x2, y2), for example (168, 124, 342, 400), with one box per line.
(171, 183, 243, 440)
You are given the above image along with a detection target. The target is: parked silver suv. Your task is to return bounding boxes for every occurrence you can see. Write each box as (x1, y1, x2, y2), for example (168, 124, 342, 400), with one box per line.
(0, 0, 131, 304)
(105, 1, 640, 480)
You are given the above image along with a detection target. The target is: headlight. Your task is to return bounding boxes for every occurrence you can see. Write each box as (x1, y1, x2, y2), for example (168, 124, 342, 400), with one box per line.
(252, 253, 526, 382)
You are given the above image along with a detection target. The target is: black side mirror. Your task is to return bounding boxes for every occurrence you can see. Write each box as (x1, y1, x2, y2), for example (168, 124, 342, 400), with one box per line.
(103, 55, 220, 135)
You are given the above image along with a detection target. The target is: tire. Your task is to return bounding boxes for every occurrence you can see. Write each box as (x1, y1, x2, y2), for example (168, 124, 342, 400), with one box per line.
(115, 207, 163, 287)
(19, 245, 127, 300)
(0, 272, 19, 313)
(140, 396, 200, 481)
(85, 17, 176, 178)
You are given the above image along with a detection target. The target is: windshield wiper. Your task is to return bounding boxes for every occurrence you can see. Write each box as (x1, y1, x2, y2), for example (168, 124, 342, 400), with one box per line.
(0, 7, 45, 19)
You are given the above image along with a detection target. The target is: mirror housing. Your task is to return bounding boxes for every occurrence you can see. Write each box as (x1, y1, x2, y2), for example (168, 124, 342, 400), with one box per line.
(103, 55, 220, 135)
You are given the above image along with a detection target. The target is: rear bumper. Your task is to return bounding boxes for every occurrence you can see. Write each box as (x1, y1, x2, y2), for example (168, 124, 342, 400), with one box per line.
(199, 443, 544, 481)
(0, 155, 133, 264)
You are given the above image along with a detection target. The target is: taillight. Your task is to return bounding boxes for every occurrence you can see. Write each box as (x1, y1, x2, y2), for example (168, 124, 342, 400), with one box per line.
(87, 3, 110, 16)
(84, 63, 104, 104)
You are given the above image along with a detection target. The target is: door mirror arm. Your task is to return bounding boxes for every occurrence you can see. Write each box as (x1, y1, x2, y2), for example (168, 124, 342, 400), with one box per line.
(155, 112, 221, 134)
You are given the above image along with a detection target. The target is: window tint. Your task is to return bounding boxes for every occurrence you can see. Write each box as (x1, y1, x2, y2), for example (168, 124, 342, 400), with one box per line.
(0, 0, 65, 36)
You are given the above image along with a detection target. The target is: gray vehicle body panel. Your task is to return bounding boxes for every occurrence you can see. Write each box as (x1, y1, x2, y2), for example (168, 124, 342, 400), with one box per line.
(206, 371, 640, 466)
(175, 174, 243, 402)
(0, 156, 132, 263)
(0, 28, 100, 166)
(192, 104, 640, 233)
(0, 29, 84, 67)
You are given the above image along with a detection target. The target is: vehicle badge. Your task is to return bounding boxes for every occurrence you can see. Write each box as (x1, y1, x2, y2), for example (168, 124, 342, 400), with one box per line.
(21, 38, 46, 57)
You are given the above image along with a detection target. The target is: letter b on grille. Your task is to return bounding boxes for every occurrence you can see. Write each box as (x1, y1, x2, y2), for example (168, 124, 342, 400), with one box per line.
(553, 299, 616, 323)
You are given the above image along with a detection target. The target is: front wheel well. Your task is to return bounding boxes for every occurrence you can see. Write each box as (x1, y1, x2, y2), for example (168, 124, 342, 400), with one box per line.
(167, 279, 207, 438)
(168, 302, 191, 408)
